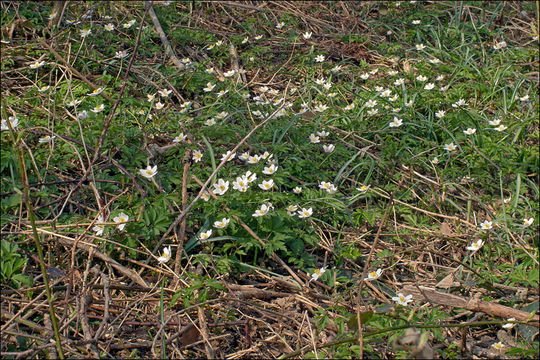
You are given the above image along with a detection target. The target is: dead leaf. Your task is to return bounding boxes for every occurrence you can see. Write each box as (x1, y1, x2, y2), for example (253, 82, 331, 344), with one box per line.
(440, 222, 453, 236)
(180, 323, 200, 347)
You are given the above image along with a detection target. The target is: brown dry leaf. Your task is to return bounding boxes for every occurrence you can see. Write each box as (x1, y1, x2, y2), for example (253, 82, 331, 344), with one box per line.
(180, 323, 200, 347)
(436, 267, 461, 289)
(440, 222, 454, 236)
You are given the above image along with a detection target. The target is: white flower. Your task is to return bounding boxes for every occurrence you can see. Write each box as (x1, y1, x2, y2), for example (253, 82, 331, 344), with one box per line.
(92, 104, 105, 113)
(317, 130, 329, 138)
(405, 100, 414, 107)
(381, 89, 392, 97)
(199, 230, 212, 240)
(203, 82, 216, 92)
(254, 35, 263, 40)
(233, 176, 249, 192)
(293, 186, 302, 194)
(519, 95, 529, 102)
(258, 179, 274, 191)
(303, 31, 312, 39)
(80, 28, 91, 38)
(313, 103, 329, 112)
(357, 185, 370, 194)
(424, 83, 435, 90)
(262, 164, 278, 175)
(147, 93, 156, 102)
(436, 75, 445, 81)
(365, 99, 377, 108)
(213, 179, 230, 196)
(389, 117, 403, 128)
(66, 99, 82, 107)
(38, 85, 50, 92)
(431, 157, 439, 164)
(192, 150, 203, 163)
(158, 88, 172, 97)
(412, 19, 421, 25)
(93, 215, 106, 236)
(323, 144, 335, 153)
(173, 133, 187, 143)
(298, 207, 313, 218)
(87, 88, 103, 97)
(492, 342, 504, 351)
(247, 155, 260, 164)
(392, 293, 413, 306)
(276, 21, 285, 29)
(452, 99, 467, 108)
(309, 267, 326, 282)
(30, 60, 45, 69)
(360, 73, 370, 80)
(367, 108, 378, 116)
(223, 69, 236, 77)
(201, 191, 210, 202)
(364, 268, 383, 281)
(415, 43, 425, 50)
(388, 70, 398, 76)
(157, 246, 171, 264)
(331, 65, 342, 73)
(494, 124, 507, 132)
(1, 116, 18, 131)
(155, 102, 165, 110)
(309, 134, 320, 144)
(416, 75, 428, 82)
(216, 89, 228, 98)
(480, 221, 493, 230)
(205, 118, 216, 126)
(435, 110, 446, 119)
(180, 57, 191, 65)
(213, 218, 230, 229)
(139, 165, 158, 179)
(429, 58, 441, 64)
(39, 135, 56, 143)
(123, 19, 136, 29)
(115, 50, 129, 59)
(286, 204, 298, 213)
(344, 103, 355, 111)
(113, 212, 129, 231)
(389, 94, 399, 102)
(523, 218, 534, 227)
(315, 54, 325, 62)
(104, 23, 115, 31)
(221, 150, 236, 162)
(205, 67, 214, 74)
(463, 128, 476, 135)
(443, 142, 457, 152)
(488, 118, 501, 126)
(466, 239, 484, 251)
(493, 41, 507, 50)
(252, 203, 273, 217)
(502, 318, 516, 329)
(370, 68, 378, 75)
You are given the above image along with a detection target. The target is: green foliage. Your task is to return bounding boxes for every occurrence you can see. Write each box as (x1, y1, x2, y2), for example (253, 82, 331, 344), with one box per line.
(1, 240, 33, 289)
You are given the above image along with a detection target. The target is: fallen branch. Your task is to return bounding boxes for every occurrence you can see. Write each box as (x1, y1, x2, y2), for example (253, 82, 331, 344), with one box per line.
(402, 285, 539, 327)
(144, 0, 185, 72)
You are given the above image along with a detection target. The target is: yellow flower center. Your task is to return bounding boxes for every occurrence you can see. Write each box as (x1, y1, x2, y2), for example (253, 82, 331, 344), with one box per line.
(146, 170, 152, 175)
(369, 271, 377, 278)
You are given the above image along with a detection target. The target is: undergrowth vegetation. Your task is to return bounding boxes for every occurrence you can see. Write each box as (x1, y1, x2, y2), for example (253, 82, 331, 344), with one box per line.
(1, 1, 538, 358)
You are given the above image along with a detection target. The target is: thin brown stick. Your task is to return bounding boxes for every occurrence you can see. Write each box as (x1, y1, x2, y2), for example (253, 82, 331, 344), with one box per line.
(174, 150, 191, 273)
